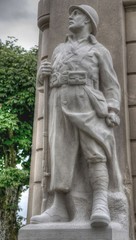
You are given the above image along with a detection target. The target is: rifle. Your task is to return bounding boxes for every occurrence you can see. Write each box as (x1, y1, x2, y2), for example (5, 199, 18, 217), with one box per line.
(41, 56, 50, 213)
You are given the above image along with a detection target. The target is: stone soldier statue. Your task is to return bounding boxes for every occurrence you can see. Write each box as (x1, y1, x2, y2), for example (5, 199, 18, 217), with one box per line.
(31, 4, 123, 227)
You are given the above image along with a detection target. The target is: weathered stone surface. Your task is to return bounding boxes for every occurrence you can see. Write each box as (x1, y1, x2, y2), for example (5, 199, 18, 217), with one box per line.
(127, 43, 136, 73)
(124, 0, 136, 4)
(38, 0, 50, 31)
(132, 177, 136, 213)
(38, 93, 44, 119)
(126, 7, 136, 42)
(34, 151, 43, 182)
(128, 75, 136, 105)
(32, 184, 42, 216)
(129, 108, 136, 139)
(36, 119, 43, 150)
(27, 89, 40, 221)
(38, 0, 50, 18)
(130, 142, 136, 176)
(18, 223, 128, 240)
(41, 29, 50, 59)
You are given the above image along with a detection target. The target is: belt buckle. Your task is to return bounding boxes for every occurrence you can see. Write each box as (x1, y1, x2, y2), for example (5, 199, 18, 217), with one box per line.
(60, 75, 68, 85)
(50, 73, 61, 87)
(68, 71, 87, 85)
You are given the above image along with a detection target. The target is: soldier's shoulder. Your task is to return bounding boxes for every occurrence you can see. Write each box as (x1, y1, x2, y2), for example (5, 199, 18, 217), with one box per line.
(52, 43, 65, 58)
(94, 42, 110, 55)
(54, 43, 64, 52)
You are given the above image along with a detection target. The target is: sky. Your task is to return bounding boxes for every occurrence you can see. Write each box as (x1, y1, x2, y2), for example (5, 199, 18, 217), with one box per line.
(0, 0, 39, 49)
(19, 189, 29, 223)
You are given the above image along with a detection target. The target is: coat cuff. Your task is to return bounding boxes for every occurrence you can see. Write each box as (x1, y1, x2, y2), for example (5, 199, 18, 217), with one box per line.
(107, 98, 120, 113)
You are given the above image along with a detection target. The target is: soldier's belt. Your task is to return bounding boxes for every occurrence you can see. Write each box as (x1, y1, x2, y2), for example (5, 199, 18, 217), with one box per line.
(50, 71, 87, 88)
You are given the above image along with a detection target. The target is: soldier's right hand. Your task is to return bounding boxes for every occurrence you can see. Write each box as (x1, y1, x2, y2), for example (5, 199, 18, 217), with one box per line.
(38, 60, 52, 83)
(41, 60, 52, 77)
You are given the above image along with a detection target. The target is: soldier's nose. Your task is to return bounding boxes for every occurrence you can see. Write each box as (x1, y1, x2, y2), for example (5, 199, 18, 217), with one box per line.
(69, 16, 73, 20)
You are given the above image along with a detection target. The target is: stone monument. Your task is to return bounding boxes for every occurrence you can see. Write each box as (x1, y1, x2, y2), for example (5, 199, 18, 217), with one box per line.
(19, 1, 136, 240)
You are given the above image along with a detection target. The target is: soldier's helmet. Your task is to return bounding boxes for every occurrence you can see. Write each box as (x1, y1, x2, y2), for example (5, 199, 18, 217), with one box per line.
(69, 4, 99, 36)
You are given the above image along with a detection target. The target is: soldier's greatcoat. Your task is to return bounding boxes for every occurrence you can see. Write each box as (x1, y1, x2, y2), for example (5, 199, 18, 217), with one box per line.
(43, 34, 122, 193)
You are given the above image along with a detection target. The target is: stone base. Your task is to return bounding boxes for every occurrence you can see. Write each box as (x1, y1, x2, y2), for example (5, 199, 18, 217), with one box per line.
(18, 222, 129, 240)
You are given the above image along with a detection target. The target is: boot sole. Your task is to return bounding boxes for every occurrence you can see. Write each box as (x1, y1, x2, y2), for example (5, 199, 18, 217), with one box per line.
(90, 214, 110, 227)
(30, 214, 69, 224)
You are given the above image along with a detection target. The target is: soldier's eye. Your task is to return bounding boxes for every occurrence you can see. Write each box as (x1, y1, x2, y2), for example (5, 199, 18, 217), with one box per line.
(74, 10, 78, 15)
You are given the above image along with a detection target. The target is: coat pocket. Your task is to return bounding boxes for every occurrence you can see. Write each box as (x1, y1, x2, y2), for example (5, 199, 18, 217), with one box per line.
(84, 86, 108, 118)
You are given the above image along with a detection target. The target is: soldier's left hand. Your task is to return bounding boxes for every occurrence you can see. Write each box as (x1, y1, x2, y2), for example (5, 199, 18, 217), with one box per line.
(106, 112, 120, 128)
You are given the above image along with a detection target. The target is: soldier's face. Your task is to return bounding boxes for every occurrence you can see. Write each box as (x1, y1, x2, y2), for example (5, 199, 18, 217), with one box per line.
(69, 9, 88, 33)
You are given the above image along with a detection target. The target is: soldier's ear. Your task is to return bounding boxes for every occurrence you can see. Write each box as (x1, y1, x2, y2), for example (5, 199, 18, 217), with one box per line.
(84, 16, 90, 24)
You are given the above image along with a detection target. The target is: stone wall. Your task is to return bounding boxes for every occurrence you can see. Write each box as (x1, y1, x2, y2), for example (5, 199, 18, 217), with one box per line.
(125, 2, 136, 226)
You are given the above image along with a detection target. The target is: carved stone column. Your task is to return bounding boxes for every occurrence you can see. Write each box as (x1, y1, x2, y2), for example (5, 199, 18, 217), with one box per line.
(125, 3, 136, 238)
(27, 0, 50, 220)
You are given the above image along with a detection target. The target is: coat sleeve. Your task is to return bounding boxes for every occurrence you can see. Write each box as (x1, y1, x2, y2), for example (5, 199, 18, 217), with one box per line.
(98, 46, 121, 113)
(36, 43, 63, 90)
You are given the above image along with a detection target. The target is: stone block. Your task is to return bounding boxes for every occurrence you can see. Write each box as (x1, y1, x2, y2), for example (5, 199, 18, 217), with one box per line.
(36, 118, 43, 150)
(127, 43, 136, 73)
(126, 8, 136, 42)
(18, 223, 128, 240)
(41, 28, 50, 59)
(38, 92, 44, 119)
(32, 183, 42, 216)
(124, 0, 136, 4)
(38, 0, 50, 20)
(128, 75, 136, 105)
(130, 142, 136, 176)
(132, 177, 136, 213)
(129, 107, 136, 139)
(34, 150, 43, 182)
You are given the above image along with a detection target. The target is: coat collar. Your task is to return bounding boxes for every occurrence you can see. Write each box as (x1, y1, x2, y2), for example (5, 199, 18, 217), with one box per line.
(65, 34, 97, 45)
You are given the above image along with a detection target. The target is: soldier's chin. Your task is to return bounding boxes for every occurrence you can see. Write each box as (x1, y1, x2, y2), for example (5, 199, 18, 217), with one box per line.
(68, 25, 76, 33)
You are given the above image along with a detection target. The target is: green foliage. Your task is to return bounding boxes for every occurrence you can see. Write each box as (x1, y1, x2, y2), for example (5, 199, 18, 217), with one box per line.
(0, 108, 18, 131)
(0, 37, 37, 239)
(0, 36, 37, 172)
(0, 168, 29, 188)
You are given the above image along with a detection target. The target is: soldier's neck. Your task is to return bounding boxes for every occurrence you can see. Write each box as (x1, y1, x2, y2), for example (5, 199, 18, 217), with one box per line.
(71, 28, 90, 41)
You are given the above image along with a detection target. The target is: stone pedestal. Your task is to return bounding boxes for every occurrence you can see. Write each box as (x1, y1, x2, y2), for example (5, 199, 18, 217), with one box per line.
(18, 223, 128, 240)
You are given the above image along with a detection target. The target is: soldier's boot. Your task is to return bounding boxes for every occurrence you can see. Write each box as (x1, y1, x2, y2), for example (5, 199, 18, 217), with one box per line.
(30, 192, 69, 224)
(89, 162, 110, 227)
